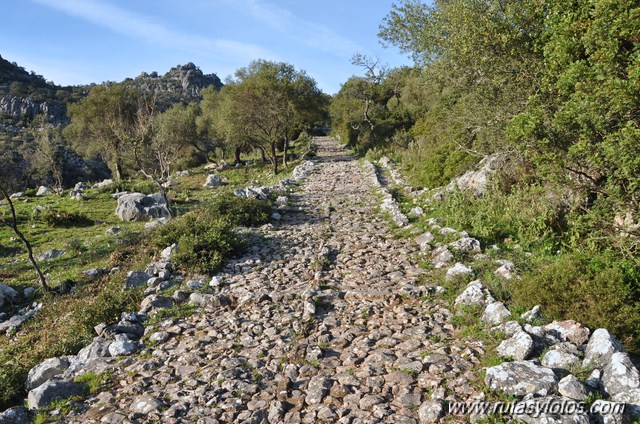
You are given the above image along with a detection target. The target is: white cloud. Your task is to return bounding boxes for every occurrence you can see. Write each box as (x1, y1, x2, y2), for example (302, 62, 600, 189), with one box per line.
(230, 0, 364, 58)
(29, 0, 277, 62)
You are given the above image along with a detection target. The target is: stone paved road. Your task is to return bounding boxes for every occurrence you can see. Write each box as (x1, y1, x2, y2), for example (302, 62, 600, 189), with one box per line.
(68, 137, 485, 423)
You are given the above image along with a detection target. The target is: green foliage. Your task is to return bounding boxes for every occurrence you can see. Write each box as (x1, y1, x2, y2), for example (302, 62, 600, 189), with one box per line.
(32, 206, 91, 228)
(372, 0, 640, 351)
(509, 0, 640, 219)
(512, 252, 640, 349)
(428, 185, 565, 252)
(64, 83, 140, 182)
(74, 371, 113, 394)
(153, 212, 242, 274)
(402, 138, 475, 188)
(204, 193, 271, 227)
(212, 60, 327, 174)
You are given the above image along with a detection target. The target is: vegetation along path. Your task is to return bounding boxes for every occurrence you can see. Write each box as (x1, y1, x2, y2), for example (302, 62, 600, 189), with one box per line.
(58, 137, 483, 423)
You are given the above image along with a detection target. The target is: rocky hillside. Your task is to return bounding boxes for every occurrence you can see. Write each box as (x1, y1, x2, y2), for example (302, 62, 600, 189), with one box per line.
(0, 55, 222, 130)
(125, 62, 223, 107)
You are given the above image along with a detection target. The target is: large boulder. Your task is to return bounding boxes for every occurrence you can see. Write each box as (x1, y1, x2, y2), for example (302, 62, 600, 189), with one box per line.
(35, 186, 53, 196)
(203, 174, 223, 188)
(124, 271, 151, 289)
(602, 352, 640, 396)
(485, 361, 558, 396)
(449, 153, 506, 196)
(583, 328, 625, 368)
(35, 249, 65, 262)
(115, 192, 171, 222)
(0, 406, 30, 424)
(28, 380, 87, 410)
(26, 357, 70, 390)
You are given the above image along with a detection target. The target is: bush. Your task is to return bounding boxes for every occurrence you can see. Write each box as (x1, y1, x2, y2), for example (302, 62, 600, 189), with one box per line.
(507, 252, 640, 351)
(205, 193, 271, 227)
(402, 138, 475, 188)
(428, 185, 565, 252)
(153, 212, 243, 274)
(32, 206, 91, 228)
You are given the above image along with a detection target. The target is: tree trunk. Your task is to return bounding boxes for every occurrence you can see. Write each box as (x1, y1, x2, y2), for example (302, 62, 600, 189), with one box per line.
(0, 187, 49, 292)
(260, 148, 267, 163)
(283, 135, 289, 169)
(154, 180, 174, 218)
(234, 146, 242, 165)
(21, 230, 49, 292)
(114, 156, 124, 183)
(271, 142, 279, 175)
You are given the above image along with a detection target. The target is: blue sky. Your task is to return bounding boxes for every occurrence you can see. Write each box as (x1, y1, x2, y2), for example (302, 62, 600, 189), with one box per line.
(0, 0, 413, 94)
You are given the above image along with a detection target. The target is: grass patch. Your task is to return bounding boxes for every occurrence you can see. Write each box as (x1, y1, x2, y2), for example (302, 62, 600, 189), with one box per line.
(74, 371, 114, 394)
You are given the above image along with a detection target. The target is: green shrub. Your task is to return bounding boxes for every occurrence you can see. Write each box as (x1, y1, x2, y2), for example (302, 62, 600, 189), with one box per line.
(32, 206, 91, 228)
(509, 252, 640, 350)
(402, 138, 475, 188)
(153, 212, 243, 274)
(205, 193, 271, 227)
(428, 185, 564, 253)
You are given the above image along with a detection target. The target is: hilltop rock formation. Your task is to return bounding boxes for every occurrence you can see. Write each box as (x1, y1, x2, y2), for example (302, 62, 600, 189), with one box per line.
(126, 62, 222, 106)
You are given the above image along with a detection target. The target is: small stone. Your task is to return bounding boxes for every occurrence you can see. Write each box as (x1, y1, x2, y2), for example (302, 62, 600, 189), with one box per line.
(268, 401, 286, 424)
(415, 232, 434, 246)
(203, 174, 223, 188)
(359, 395, 385, 411)
(454, 280, 488, 307)
(445, 262, 474, 280)
(450, 236, 481, 253)
(108, 340, 140, 356)
(496, 331, 534, 361)
(544, 320, 590, 345)
(541, 349, 581, 370)
(418, 400, 444, 423)
(558, 375, 590, 400)
(149, 332, 170, 343)
(494, 261, 516, 279)
(485, 361, 558, 396)
(130, 394, 163, 415)
(430, 246, 454, 268)
(481, 302, 512, 325)
(520, 305, 542, 323)
(306, 376, 331, 405)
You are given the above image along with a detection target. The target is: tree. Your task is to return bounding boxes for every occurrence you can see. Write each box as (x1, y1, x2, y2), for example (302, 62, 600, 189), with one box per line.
(197, 86, 245, 164)
(510, 0, 640, 215)
(29, 119, 65, 192)
(64, 84, 139, 183)
(330, 61, 414, 151)
(221, 60, 326, 174)
(128, 100, 198, 214)
(379, 0, 545, 156)
(0, 157, 49, 291)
